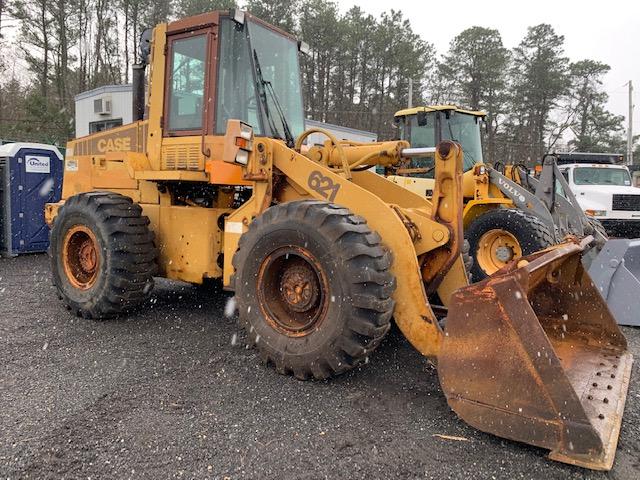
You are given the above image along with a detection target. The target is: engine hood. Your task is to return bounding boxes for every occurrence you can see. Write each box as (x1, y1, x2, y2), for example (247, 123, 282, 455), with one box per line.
(574, 184, 640, 210)
(575, 184, 639, 195)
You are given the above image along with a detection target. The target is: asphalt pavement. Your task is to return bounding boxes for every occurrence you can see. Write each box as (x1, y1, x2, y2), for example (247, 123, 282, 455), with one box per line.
(1, 254, 639, 479)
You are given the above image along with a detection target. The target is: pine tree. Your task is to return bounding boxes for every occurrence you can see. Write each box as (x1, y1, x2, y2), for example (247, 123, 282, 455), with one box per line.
(438, 26, 509, 159)
(507, 24, 570, 163)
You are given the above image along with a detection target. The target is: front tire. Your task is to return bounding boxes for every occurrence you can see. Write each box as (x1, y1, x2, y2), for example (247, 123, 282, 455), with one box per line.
(232, 200, 396, 380)
(50, 192, 157, 318)
(466, 208, 553, 281)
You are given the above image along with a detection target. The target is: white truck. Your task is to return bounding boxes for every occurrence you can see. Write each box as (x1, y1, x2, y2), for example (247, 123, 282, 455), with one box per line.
(556, 152, 640, 236)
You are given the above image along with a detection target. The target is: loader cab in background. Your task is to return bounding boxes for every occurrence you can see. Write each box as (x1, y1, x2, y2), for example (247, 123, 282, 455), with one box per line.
(393, 106, 485, 177)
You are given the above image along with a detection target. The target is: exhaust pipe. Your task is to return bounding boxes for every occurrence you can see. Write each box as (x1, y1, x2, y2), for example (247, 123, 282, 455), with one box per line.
(132, 28, 153, 122)
(132, 63, 146, 122)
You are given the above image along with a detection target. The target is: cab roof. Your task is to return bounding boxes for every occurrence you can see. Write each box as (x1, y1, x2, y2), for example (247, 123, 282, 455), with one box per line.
(394, 105, 486, 118)
(0, 142, 63, 160)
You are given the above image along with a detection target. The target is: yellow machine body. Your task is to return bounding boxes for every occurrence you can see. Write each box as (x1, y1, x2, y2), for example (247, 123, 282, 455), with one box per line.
(46, 12, 632, 471)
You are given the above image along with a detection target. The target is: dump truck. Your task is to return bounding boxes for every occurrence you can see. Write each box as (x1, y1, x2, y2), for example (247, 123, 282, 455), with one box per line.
(554, 152, 640, 236)
(45, 10, 632, 470)
(389, 106, 640, 326)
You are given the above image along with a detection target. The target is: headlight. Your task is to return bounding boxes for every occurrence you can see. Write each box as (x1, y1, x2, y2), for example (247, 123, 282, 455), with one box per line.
(222, 119, 255, 165)
(235, 137, 253, 151)
(235, 150, 249, 165)
(239, 123, 253, 141)
(585, 209, 607, 217)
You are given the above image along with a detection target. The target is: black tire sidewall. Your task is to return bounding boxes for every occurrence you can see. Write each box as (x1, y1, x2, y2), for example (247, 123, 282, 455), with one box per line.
(50, 193, 157, 318)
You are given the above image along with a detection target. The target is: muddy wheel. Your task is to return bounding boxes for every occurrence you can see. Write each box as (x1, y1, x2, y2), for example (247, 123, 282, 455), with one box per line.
(466, 208, 553, 281)
(50, 192, 157, 318)
(232, 200, 395, 380)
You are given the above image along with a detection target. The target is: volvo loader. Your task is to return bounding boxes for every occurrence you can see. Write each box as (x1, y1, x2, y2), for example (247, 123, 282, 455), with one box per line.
(46, 10, 632, 470)
(390, 106, 640, 326)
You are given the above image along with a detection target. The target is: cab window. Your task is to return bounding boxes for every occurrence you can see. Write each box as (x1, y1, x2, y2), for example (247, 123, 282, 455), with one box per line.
(216, 19, 262, 135)
(409, 115, 436, 149)
(555, 169, 570, 196)
(401, 114, 436, 179)
(167, 35, 207, 131)
(573, 167, 631, 186)
(441, 112, 482, 170)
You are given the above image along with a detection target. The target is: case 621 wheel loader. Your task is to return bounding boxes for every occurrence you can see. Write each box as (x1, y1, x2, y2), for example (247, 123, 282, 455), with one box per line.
(390, 105, 640, 326)
(45, 10, 632, 470)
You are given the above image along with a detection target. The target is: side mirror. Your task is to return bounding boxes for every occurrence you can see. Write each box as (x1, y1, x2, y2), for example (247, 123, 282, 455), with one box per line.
(231, 9, 246, 25)
(298, 41, 311, 56)
(417, 111, 428, 127)
(391, 119, 401, 140)
(138, 28, 153, 66)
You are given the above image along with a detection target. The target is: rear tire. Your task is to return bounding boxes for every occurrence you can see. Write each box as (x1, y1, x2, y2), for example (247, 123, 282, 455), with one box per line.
(232, 200, 396, 380)
(50, 192, 157, 318)
(466, 208, 553, 281)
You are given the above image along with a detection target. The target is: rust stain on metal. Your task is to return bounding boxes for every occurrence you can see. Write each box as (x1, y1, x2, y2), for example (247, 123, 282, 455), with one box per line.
(62, 225, 101, 290)
(243, 170, 269, 181)
(438, 240, 633, 471)
(256, 246, 330, 338)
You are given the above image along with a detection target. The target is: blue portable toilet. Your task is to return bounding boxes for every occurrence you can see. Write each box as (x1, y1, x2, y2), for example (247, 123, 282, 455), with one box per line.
(0, 143, 64, 256)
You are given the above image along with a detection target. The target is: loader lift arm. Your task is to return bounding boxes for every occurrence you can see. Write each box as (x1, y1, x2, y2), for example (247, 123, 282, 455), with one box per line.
(220, 123, 632, 470)
(222, 130, 467, 357)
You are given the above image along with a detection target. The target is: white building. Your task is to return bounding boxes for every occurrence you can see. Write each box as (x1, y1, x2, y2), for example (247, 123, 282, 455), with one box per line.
(74, 85, 377, 144)
(304, 119, 377, 145)
(74, 84, 133, 138)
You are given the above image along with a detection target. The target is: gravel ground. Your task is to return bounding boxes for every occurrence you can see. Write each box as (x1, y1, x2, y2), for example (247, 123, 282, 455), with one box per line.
(1, 253, 639, 480)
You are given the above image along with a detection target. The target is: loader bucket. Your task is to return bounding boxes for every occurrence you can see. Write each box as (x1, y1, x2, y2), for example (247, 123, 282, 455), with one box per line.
(588, 238, 640, 327)
(439, 238, 633, 470)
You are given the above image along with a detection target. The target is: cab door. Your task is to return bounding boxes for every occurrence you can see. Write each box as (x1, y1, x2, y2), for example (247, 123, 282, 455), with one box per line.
(163, 25, 218, 138)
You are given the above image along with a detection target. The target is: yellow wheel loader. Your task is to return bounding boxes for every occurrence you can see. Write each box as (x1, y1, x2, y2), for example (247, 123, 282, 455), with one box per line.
(389, 106, 640, 326)
(45, 10, 632, 470)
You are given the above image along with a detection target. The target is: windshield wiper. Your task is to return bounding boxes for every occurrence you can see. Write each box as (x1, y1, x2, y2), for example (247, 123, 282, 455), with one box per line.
(253, 50, 281, 141)
(265, 80, 296, 148)
(446, 122, 476, 162)
(253, 50, 295, 148)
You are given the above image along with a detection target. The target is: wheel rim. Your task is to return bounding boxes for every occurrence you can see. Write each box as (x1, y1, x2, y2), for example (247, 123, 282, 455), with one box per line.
(62, 225, 100, 290)
(257, 246, 329, 337)
(476, 229, 523, 275)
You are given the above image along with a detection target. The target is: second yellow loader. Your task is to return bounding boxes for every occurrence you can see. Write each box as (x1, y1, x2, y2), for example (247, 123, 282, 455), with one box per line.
(389, 105, 640, 326)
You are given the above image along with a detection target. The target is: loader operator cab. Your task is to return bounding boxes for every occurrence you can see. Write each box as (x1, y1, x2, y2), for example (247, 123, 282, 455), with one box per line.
(214, 14, 305, 143)
(393, 106, 485, 178)
(139, 10, 306, 145)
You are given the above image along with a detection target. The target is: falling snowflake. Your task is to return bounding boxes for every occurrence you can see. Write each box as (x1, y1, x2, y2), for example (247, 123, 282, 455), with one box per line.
(224, 296, 237, 317)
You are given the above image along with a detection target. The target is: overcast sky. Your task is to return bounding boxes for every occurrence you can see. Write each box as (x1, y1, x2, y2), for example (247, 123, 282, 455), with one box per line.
(338, 0, 639, 130)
